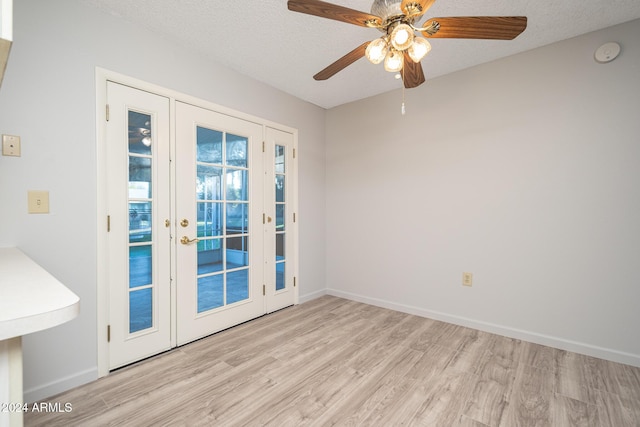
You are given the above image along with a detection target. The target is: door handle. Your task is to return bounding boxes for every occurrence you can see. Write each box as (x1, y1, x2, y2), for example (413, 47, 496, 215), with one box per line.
(180, 236, 200, 245)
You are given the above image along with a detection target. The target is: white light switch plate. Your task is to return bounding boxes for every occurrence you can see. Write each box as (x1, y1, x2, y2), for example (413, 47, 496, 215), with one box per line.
(2, 134, 21, 156)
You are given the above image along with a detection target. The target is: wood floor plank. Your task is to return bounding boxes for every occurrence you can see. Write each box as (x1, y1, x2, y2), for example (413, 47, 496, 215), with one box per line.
(499, 364, 554, 426)
(24, 296, 640, 427)
(313, 346, 427, 426)
(595, 389, 639, 427)
(552, 393, 599, 426)
(462, 374, 510, 426)
(404, 367, 477, 426)
(520, 341, 558, 373)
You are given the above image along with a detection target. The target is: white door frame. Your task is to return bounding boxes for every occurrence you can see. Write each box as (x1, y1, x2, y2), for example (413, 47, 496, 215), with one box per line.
(95, 68, 298, 377)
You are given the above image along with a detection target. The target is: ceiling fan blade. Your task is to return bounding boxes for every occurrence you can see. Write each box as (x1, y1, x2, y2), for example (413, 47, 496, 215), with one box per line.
(402, 52, 426, 88)
(401, 0, 436, 18)
(313, 41, 369, 81)
(288, 0, 382, 28)
(422, 16, 527, 40)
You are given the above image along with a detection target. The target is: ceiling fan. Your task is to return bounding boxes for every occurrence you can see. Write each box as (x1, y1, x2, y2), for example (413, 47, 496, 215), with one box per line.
(287, 0, 527, 89)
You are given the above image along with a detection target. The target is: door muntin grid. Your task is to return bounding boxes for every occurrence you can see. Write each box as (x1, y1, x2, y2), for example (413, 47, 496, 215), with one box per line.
(196, 126, 251, 313)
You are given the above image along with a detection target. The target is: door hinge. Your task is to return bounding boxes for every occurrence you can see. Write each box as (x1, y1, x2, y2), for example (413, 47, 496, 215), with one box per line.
(106, 104, 110, 121)
(107, 325, 111, 342)
(107, 215, 111, 232)
(262, 141, 265, 153)
(293, 148, 296, 159)
(263, 213, 266, 224)
(293, 213, 296, 223)
(263, 284, 266, 296)
(294, 277, 297, 287)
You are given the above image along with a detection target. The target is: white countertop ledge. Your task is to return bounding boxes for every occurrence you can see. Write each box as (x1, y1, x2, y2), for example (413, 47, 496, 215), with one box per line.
(0, 247, 80, 341)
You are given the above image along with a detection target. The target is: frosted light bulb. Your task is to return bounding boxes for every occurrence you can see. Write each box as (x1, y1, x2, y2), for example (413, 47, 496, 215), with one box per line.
(384, 49, 404, 72)
(390, 24, 414, 51)
(408, 37, 431, 63)
(365, 38, 388, 64)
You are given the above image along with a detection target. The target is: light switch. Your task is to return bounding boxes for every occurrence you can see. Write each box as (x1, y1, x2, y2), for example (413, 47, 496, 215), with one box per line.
(28, 191, 49, 214)
(462, 272, 473, 287)
(2, 134, 21, 156)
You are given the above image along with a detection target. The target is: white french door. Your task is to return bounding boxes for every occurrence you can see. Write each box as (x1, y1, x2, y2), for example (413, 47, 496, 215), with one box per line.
(174, 102, 264, 345)
(104, 81, 297, 369)
(106, 82, 172, 369)
(264, 127, 297, 313)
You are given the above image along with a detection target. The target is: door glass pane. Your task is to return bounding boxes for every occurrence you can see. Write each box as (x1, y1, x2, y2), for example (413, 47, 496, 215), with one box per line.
(226, 236, 248, 269)
(227, 269, 249, 304)
(129, 157, 151, 198)
(198, 239, 223, 274)
(275, 145, 285, 173)
(129, 288, 152, 333)
(276, 205, 285, 231)
(197, 202, 222, 237)
(129, 202, 152, 243)
(128, 109, 155, 334)
(275, 144, 286, 291)
(129, 246, 152, 288)
(275, 175, 285, 203)
(226, 203, 248, 235)
(195, 126, 252, 314)
(276, 234, 285, 261)
(197, 165, 222, 201)
(197, 274, 224, 313)
(226, 134, 248, 167)
(276, 262, 285, 291)
(197, 127, 223, 164)
(226, 169, 247, 201)
(128, 111, 152, 156)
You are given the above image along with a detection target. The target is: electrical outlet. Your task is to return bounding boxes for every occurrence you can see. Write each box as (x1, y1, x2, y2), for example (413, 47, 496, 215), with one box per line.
(462, 272, 473, 287)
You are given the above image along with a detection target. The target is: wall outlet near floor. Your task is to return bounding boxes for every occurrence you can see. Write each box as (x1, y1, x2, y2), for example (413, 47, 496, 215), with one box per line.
(462, 272, 473, 287)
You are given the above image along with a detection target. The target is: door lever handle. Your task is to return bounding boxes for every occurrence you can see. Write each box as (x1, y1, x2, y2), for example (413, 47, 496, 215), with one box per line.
(180, 236, 200, 245)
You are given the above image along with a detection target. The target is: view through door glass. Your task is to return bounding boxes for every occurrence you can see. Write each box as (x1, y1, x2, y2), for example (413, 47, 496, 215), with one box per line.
(275, 144, 286, 291)
(128, 110, 155, 332)
(195, 127, 251, 311)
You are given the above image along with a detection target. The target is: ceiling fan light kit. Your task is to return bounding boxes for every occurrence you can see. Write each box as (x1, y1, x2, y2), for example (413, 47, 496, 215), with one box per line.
(390, 23, 414, 50)
(384, 49, 404, 72)
(408, 36, 431, 63)
(287, 0, 527, 90)
(365, 37, 389, 64)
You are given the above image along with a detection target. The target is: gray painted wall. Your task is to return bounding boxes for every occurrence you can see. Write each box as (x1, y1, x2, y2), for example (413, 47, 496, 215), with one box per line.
(0, 0, 326, 401)
(326, 19, 640, 366)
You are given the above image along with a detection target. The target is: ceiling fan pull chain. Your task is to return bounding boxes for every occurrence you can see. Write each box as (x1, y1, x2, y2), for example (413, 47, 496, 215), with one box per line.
(401, 67, 406, 115)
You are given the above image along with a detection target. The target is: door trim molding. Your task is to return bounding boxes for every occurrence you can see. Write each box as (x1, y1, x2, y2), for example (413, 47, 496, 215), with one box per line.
(95, 68, 298, 377)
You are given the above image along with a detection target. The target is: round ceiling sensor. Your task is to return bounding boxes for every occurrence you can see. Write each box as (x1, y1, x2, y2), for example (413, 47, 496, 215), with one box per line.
(594, 42, 621, 63)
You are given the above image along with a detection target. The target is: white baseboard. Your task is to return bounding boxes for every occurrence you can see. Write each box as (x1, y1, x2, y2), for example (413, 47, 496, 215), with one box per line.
(24, 367, 98, 403)
(299, 288, 327, 304)
(327, 288, 640, 368)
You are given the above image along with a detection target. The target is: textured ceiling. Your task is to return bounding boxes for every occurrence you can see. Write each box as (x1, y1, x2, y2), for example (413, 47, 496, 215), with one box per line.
(80, 0, 640, 109)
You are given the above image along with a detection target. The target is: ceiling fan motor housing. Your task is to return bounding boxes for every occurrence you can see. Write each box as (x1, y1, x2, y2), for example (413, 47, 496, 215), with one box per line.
(371, 0, 404, 22)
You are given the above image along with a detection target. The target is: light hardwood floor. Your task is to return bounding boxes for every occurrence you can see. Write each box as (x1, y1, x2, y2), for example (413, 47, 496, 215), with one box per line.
(25, 296, 640, 426)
